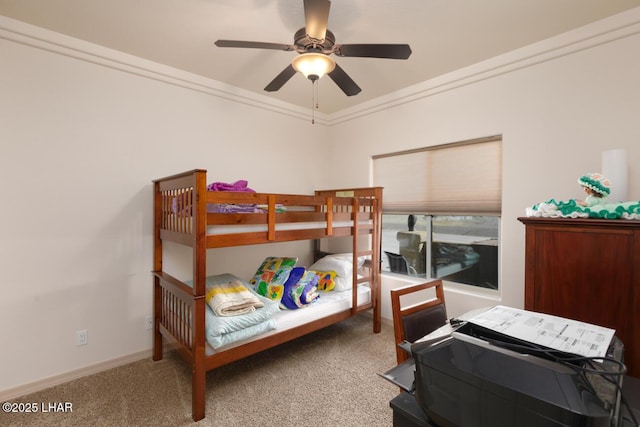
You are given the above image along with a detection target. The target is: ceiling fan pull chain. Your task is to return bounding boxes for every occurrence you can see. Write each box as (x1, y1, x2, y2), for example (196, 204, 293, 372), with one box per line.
(311, 80, 316, 125)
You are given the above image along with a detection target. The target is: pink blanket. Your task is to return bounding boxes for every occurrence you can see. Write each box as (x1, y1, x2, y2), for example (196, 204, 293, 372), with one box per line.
(207, 180, 255, 193)
(172, 179, 258, 215)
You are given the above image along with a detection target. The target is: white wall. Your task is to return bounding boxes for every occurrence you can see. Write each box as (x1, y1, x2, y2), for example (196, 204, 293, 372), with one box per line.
(0, 18, 328, 394)
(2, 8, 640, 397)
(325, 9, 640, 319)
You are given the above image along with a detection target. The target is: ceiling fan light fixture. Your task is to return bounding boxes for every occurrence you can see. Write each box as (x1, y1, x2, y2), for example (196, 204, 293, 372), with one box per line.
(292, 53, 335, 81)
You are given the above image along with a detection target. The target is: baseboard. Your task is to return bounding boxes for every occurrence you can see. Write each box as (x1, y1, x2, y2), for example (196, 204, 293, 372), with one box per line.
(0, 315, 385, 402)
(0, 349, 154, 402)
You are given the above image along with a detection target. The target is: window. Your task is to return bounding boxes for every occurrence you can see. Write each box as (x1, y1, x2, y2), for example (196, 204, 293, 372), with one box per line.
(381, 214, 499, 289)
(374, 136, 501, 290)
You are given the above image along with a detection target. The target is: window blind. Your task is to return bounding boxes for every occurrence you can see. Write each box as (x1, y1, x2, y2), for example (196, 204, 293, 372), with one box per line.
(373, 136, 502, 215)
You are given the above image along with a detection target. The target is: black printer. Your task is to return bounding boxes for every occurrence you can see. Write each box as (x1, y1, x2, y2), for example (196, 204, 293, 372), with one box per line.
(383, 306, 627, 427)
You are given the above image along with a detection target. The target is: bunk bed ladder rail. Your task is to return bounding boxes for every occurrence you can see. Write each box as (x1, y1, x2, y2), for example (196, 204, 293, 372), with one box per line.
(350, 189, 382, 332)
(351, 196, 360, 317)
(357, 191, 382, 332)
(314, 187, 383, 333)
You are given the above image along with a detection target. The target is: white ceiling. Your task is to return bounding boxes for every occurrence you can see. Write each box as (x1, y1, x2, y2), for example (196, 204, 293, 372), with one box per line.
(2, 0, 640, 114)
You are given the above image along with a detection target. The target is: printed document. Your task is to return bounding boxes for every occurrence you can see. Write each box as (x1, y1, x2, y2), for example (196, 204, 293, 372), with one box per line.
(467, 305, 615, 358)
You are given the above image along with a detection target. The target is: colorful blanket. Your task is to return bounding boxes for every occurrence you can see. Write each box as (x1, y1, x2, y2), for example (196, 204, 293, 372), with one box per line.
(526, 199, 640, 220)
(252, 257, 298, 301)
(205, 280, 265, 317)
(280, 267, 320, 310)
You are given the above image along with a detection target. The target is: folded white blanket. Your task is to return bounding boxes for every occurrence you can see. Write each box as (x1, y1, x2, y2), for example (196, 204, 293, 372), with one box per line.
(205, 280, 264, 317)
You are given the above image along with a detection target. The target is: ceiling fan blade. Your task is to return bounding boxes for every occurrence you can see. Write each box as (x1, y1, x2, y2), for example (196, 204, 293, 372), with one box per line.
(334, 44, 412, 59)
(328, 63, 361, 96)
(304, 0, 330, 41)
(215, 40, 294, 51)
(264, 64, 297, 92)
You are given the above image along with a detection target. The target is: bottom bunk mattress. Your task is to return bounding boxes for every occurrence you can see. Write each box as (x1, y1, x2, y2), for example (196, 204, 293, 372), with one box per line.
(271, 283, 371, 331)
(185, 273, 371, 352)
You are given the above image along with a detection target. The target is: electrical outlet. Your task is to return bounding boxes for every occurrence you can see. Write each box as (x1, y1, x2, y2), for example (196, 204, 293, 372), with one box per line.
(76, 329, 88, 346)
(145, 315, 153, 330)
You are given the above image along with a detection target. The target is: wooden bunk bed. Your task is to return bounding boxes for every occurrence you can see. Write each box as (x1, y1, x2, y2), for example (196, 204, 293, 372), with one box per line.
(152, 169, 382, 421)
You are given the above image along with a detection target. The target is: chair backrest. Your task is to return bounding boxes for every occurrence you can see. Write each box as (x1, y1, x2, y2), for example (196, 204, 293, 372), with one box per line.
(397, 231, 423, 253)
(397, 232, 426, 274)
(390, 280, 447, 364)
(385, 251, 409, 274)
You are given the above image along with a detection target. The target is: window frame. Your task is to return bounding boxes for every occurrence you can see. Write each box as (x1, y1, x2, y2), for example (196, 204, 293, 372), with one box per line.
(374, 136, 502, 290)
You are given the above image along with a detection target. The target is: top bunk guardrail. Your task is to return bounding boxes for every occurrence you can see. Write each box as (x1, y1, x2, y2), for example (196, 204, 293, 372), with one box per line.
(153, 169, 382, 249)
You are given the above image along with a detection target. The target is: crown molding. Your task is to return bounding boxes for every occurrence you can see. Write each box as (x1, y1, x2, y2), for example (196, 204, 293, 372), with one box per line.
(3, 7, 640, 127)
(327, 6, 640, 125)
(0, 15, 330, 125)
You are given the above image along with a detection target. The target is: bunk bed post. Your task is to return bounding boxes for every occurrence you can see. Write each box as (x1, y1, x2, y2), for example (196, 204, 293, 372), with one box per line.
(351, 197, 360, 317)
(152, 180, 164, 361)
(192, 170, 208, 422)
(371, 188, 383, 333)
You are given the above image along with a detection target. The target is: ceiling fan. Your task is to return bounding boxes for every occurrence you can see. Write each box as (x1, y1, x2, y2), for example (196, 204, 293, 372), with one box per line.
(215, 0, 412, 97)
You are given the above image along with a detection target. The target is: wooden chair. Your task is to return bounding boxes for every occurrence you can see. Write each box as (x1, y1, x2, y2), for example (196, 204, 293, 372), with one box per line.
(390, 280, 447, 364)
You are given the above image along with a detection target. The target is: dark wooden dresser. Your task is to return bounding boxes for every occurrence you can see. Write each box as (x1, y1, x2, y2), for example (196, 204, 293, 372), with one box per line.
(518, 217, 640, 376)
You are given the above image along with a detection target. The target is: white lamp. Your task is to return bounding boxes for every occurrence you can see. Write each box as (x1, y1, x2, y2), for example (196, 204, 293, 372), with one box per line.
(292, 53, 335, 81)
(601, 148, 628, 202)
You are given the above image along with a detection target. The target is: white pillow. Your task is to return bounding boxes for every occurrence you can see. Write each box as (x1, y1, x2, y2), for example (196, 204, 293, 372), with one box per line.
(309, 253, 366, 291)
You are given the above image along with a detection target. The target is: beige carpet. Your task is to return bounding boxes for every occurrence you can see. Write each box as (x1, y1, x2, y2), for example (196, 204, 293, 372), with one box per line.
(3, 314, 401, 427)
